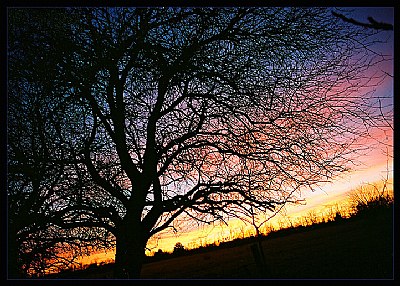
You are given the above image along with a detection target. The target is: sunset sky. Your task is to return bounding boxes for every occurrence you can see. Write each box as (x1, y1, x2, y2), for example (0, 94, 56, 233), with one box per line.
(75, 7, 394, 266)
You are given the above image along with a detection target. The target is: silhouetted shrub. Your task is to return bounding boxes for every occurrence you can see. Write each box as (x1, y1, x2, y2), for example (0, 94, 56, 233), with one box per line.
(154, 249, 168, 258)
(348, 181, 393, 218)
(334, 212, 343, 222)
(173, 242, 185, 255)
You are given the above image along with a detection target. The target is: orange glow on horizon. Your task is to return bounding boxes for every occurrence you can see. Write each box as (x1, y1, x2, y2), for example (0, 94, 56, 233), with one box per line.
(78, 250, 116, 267)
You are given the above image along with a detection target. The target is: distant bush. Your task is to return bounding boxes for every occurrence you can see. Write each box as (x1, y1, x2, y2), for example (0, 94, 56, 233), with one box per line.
(333, 212, 344, 222)
(154, 249, 169, 258)
(348, 180, 393, 217)
(173, 242, 185, 255)
(86, 263, 99, 271)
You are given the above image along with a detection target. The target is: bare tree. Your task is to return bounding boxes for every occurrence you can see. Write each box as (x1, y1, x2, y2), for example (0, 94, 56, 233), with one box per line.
(7, 7, 392, 278)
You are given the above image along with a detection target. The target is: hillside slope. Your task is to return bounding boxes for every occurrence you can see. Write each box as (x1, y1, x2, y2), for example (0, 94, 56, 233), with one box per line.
(54, 210, 392, 279)
(140, 214, 393, 279)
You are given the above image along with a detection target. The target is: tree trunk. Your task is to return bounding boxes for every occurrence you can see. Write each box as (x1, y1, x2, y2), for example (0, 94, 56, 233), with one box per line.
(255, 227, 266, 269)
(114, 223, 147, 279)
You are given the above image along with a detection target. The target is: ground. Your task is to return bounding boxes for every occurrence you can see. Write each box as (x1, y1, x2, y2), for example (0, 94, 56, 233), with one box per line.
(51, 211, 393, 279)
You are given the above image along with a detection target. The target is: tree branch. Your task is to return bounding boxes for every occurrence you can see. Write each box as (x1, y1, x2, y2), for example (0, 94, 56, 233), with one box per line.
(332, 11, 393, 31)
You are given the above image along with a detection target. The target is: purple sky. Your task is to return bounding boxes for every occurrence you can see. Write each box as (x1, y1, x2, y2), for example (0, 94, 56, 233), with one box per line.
(348, 7, 394, 24)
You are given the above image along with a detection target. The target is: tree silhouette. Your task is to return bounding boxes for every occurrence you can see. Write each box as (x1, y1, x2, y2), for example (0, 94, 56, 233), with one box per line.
(173, 242, 185, 255)
(332, 11, 393, 31)
(7, 7, 392, 278)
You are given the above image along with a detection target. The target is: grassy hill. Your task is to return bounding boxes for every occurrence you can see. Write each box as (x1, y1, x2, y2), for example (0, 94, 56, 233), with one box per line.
(50, 207, 393, 279)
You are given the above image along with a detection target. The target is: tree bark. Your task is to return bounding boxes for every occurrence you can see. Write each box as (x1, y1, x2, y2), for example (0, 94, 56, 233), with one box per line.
(114, 221, 147, 279)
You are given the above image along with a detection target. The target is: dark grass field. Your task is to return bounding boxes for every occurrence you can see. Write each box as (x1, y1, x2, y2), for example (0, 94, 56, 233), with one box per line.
(54, 210, 393, 280)
(142, 214, 393, 279)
